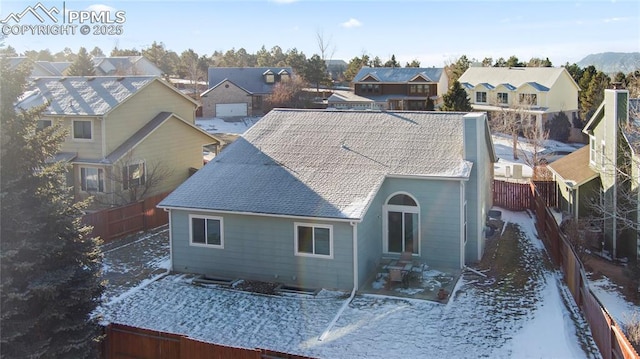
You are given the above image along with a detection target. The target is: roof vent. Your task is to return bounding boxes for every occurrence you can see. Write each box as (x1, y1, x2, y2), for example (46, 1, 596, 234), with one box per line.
(87, 77, 95, 81)
(59, 77, 67, 82)
(117, 77, 125, 81)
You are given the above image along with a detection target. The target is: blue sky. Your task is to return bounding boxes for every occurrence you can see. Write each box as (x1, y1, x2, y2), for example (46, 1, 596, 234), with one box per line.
(1, 0, 638, 67)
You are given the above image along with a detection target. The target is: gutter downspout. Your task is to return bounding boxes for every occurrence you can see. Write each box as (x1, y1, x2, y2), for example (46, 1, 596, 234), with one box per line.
(318, 221, 358, 342)
(164, 208, 173, 271)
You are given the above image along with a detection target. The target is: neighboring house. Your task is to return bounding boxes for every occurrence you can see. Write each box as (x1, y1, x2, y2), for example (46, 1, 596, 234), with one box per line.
(158, 109, 497, 291)
(92, 56, 163, 76)
(16, 76, 221, 208)
(350, 67, 448, 110)
(548, 89, 639, 260)
(327, 90, 377, 110)
(201, 67, 293, 118)
(7, 56, 162, 77)
(326, 59, 348, 82)
(458, 67, 580, 134)
(7, 57, 71, 76)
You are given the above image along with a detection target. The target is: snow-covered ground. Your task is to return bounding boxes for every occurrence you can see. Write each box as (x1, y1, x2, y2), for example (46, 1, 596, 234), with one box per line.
(97, 209, 602, 358)
(492, 133, 584, 180)
(195, 116, 260, 135)
(588, 275, 639, 328)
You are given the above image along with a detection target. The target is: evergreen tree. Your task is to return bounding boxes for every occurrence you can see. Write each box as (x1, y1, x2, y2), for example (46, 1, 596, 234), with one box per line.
(405, 59, 421, 68)
(0, 58, 104, 358)
(383, 54, 400, 68)
(545, 111, 571, 142)
(67, 47, 95, 76)
(90, 46, 105, 58)
(301, 54, 330, 91)
(441, 80, 473, 112)
(446, 55, 470, 83)
(344, 55, 370, 82)
(425, 97, 435, 111)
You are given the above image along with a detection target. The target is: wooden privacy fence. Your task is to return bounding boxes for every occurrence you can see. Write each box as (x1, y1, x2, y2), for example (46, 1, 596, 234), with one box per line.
(530, 185, 639, 359)
(492, 180, 557, 211)
(82, 192, 169, 243)
(103, 323, 317, 359)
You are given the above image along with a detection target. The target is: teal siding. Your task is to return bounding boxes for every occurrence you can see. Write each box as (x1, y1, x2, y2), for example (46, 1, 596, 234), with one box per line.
(463, 115, 493, 264)
(357, 177, 463, 280)
(170, 210, 354, 290)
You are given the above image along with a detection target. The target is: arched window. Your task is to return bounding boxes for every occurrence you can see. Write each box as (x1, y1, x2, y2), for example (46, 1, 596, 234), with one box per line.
(383, 193, 419, 255)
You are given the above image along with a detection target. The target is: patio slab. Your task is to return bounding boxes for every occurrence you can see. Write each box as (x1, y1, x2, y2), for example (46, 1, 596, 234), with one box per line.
(359, 259, 462, 302)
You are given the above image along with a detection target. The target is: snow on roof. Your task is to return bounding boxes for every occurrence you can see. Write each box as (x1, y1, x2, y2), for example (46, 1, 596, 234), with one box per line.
(160, 109, 473, 219)
(353, 67, 445, 83)
(15, 76, 157, 116)
(458, 67, 573, 90)
(327, 90, 374, 103)
(207, 67, 293, 95)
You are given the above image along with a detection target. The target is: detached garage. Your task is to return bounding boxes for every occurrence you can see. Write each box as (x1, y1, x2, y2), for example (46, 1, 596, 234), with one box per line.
(215, 103, 248, 117)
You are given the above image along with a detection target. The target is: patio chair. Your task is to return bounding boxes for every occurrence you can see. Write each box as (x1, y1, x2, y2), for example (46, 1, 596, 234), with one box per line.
(387, 268, 404, 289)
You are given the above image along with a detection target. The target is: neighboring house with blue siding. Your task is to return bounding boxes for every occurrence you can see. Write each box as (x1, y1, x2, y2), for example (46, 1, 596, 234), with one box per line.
(159, 109, 497, 291)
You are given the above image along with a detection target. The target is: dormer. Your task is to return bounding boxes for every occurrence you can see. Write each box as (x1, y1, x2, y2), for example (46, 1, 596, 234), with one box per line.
(278, 69, 290, 82)
(263, 69, 275, 84)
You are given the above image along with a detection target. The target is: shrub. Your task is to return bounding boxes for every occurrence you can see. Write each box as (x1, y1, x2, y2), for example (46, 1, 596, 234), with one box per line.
(546, 111, 571, 142)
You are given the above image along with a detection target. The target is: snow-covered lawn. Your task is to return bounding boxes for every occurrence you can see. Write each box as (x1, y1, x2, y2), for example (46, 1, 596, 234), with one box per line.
(588, 275, 640, 328)
(492, 133, 584, 180)
(97, 209, 601, 359)
(195, 116, 260, 135)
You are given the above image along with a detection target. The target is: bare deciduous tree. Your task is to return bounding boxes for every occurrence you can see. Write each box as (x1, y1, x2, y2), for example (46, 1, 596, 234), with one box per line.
(87, 153, 174, 206)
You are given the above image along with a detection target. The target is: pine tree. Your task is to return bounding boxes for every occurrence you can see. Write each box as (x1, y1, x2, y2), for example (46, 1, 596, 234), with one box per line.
(0, 58, 104, 358)
(441, 80, 473, 112)
(425, 97, 435, 111)
(67, 47, 95, 76)
(302, 54, 330, 91)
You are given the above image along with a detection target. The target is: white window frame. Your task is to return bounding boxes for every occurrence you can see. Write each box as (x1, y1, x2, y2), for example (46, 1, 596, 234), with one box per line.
(37, 119, 52, 132)
(79, 167, 104, 192)
(589, 136, 596, 165)
(122, 160, 146, 190)
(72, 119, 93, 141)
(382, 192, 421, 255)
(294, 222, 333, 259)
(497, 92, 508, 104)
(600, 141, 606, 168)
(189, 214, 224, 248)
(476, 91, 487, 103)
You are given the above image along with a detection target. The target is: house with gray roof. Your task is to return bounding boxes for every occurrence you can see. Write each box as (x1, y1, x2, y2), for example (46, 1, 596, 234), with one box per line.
(16, 76, 220, 208)
(458, 66, 580, 135)
(548, 89, 639, 260)
(201, 67, 293, 118)
(7, 57, 71, 77)
(349, 67, 448, 111)
(92, 56, 163, 76)
(159, 109, 497, 291)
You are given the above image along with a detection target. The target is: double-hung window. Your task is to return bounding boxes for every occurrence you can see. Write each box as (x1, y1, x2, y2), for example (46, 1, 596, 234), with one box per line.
(73, 120, 92, 140)
(294, 223, 332, 258)
(122, 162, 146, 190)
(476, 92, 487, 103)
(497, 92, 508, 104)
(190, 215, 223, 248)
(80, 167, 104, 192)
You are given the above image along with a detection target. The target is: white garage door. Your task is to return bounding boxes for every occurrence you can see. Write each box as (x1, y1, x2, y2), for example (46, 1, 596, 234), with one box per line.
(216, 103, 248, 117)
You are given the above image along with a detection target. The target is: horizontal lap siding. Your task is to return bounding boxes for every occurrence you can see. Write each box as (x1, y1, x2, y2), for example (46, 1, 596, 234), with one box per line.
(378, 178, 462, 269)
(106, 81, 196, 156)
(171, 210, 354, 290)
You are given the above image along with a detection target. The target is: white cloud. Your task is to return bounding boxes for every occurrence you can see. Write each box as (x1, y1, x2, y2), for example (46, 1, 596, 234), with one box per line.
(270, 0, 298, 4)
(341, 18, 362, 28)
(85, 4, 117, 13)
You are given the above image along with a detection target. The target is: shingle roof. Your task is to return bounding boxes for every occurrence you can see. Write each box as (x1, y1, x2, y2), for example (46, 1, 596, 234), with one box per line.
(353, 67, 444, 83)
(547, 146, 598, 186)
(15, 76, 157, 116)
(160, 110, 476, 220)
(207, 67, 293, 95)
(458, 67, 575, 91)
(34, 61, 71, 76)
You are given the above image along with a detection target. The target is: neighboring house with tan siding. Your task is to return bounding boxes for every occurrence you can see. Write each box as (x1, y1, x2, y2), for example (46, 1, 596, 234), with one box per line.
(16, 76, 221, 209)
(458, 67, 580, 136)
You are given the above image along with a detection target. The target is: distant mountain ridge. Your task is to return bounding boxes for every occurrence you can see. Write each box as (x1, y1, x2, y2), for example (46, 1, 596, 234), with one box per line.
(576, 52, 640, 74)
